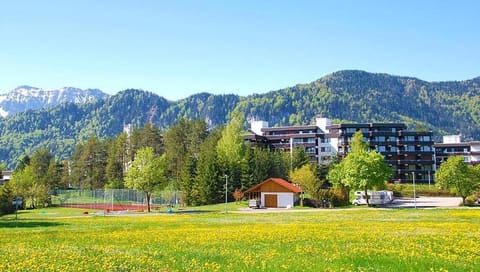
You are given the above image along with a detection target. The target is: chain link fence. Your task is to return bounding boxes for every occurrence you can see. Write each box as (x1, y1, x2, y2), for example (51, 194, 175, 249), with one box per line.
(50, 189, 182, 212)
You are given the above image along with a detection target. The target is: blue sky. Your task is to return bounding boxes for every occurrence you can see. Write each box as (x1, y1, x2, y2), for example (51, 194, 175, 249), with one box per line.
(1, 0, 478, 100)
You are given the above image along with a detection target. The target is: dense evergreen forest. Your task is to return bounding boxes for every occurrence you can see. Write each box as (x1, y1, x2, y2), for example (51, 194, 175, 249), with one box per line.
(1, 70, 480, 168)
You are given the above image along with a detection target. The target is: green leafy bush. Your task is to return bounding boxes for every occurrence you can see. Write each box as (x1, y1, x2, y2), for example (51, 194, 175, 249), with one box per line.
(389, 183, 458, 198)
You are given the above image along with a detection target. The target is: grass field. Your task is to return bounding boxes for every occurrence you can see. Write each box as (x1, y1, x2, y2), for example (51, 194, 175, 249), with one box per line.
(1, 206, 479, 271)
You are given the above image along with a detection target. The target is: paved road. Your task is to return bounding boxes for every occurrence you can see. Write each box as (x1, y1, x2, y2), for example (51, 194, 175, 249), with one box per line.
(385, 197, 463, 208)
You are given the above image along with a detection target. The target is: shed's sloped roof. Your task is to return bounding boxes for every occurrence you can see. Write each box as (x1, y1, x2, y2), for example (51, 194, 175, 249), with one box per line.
(246, 178, 302, 193)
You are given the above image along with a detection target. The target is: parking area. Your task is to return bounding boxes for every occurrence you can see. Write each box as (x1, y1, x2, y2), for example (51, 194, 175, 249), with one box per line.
(385, 197, 463, 208)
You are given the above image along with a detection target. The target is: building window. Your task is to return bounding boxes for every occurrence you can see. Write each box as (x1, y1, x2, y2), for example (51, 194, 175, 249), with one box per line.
(346, 128, 356, 133)
(390, 146, 399, 152)
(406, 136, 415, 141)
(421, 146, 431, 152)
(421, 165, 432, 171)
(377, 146, 386, 152)
(406, 146, 415, 152)
(420, 136, 431, 142)
(306, 147, 316, 154)
(321, 147, 331, 153)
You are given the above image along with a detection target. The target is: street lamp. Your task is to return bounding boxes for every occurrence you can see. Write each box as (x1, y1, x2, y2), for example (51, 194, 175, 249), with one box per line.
(428, 170, 431, 189)
(411, 172, 417, 209)
(289, 138, 293, 171)
(224, 175, 228, 214)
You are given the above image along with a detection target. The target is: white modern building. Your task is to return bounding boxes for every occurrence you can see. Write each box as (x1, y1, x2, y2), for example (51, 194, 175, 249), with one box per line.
(434, 135, 480, 166)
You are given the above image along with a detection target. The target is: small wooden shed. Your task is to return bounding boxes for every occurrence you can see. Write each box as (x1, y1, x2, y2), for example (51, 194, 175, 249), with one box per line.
(246, 178, 302, 208)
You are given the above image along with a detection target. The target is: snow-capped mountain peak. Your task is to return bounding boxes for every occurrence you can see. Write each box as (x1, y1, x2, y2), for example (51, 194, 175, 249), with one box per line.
(0, 86, 109, 117)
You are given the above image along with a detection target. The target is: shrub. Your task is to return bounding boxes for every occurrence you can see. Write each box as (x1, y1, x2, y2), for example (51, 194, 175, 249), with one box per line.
(232, 189, 244, 203)
(389, 183, 457, 198)
(303, 188, 349, 208)
(330, 188, 349, 207)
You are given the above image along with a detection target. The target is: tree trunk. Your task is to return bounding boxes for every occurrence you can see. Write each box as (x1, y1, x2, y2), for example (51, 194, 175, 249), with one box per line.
(343, 186, 350, 204)
(364, 188, 370, 206)
(462, 196, 466, 206)
(146, 192, 151, 212)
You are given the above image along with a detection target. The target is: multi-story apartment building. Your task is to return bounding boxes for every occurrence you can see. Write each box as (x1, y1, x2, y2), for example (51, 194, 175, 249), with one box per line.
(323, 122, 434, 184)
(434, 135, 480, 166)
(246, 117, 435, 184)
(246, 120, 325, 164)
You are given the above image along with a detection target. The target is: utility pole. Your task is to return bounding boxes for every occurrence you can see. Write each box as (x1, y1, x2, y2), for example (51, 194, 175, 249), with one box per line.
(224, 175, 228, 214)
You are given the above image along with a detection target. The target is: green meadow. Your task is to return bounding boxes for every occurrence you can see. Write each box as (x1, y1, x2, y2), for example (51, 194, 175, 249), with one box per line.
(1, 207, 479, 271)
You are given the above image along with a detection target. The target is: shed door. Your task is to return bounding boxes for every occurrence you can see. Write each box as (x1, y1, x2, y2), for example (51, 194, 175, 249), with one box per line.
(264, 194, 278, 208)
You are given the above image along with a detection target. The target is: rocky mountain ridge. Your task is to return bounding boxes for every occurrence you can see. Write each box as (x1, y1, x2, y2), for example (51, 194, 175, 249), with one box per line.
(0, 86, 108, 117)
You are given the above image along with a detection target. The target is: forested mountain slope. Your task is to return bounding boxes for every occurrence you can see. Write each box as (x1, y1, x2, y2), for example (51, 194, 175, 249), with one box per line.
(1, 70, 479, 168)
(236, 70, 480, 138)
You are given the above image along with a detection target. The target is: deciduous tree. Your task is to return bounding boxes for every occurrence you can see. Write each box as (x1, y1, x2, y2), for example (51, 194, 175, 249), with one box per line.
(10, 165, 49, 208)
(289, 164, 321, 203)
(216, 112, 246, 192)
(125, 147, 168, 212)
(435, 156, 480, 205)
(328, 131, 392, 206)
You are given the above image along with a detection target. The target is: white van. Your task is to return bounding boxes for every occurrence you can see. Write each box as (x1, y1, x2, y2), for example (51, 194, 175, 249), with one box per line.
(352, 190, 394, 206)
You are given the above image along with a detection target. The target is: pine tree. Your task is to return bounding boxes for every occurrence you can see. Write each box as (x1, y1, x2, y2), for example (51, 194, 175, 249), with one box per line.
(0, 182, 14, 215)
(195, 128, 222, 204)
